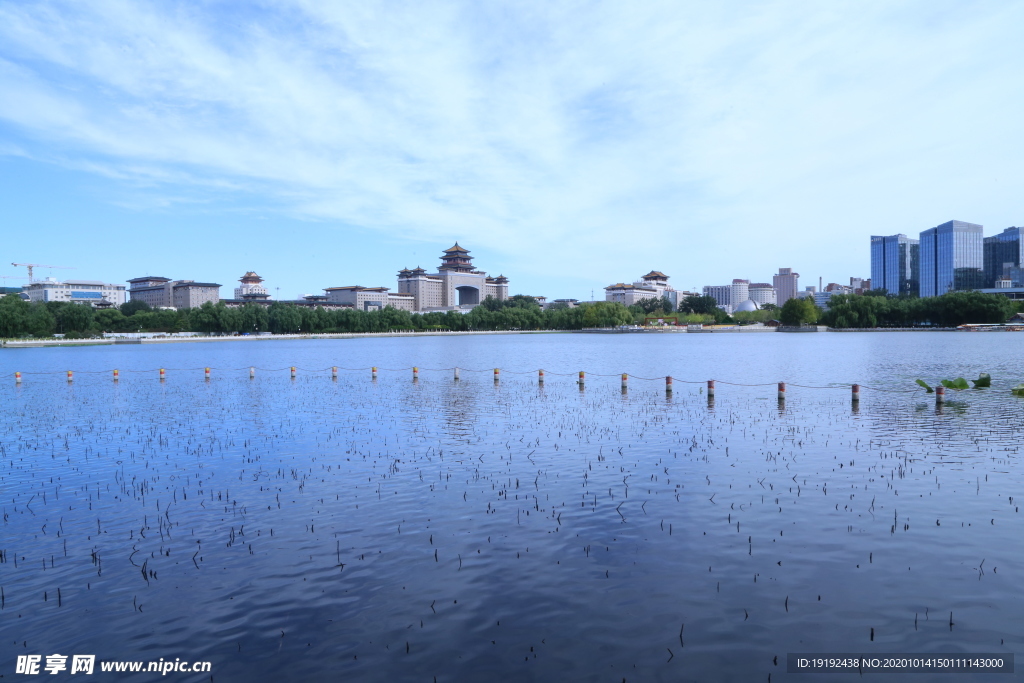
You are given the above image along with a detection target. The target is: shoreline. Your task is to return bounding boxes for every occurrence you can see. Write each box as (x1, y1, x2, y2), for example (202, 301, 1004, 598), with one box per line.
(0, 329, 566, 348)
(0, 326, 993, 348)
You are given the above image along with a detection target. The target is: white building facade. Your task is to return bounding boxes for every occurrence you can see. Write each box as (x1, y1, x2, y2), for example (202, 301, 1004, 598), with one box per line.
(748, 283, 776, 306)
(606, 271, 682, 308)
(23, 278, 126, 307)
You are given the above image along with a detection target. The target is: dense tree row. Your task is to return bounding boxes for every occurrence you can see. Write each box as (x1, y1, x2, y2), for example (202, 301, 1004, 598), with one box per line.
(4, 289, 1017, 339)
(0, 294, 635, 338)
(819, 290, 1016, 328)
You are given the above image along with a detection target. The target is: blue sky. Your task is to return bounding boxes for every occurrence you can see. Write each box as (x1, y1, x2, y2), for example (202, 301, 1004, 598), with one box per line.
(1, 1, 1022, 300)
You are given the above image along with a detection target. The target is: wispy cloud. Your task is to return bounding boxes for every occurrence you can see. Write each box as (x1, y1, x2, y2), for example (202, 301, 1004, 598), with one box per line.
(1, 0, 1022, 290)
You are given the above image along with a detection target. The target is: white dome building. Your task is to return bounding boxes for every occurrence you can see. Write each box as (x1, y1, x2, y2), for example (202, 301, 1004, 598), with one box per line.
(733, 299, 759, 313)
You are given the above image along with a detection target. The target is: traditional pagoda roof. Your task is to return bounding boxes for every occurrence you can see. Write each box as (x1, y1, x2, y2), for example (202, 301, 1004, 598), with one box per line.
(240, 271, 263, 282)
(641, 270, 669, 281)
(398, 268, 412, 276)
(410, 266, 426, 274)
(443, 242, 470, 254)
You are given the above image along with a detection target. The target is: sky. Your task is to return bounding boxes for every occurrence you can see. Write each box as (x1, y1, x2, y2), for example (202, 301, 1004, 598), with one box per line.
(1, 0, 1023, 300)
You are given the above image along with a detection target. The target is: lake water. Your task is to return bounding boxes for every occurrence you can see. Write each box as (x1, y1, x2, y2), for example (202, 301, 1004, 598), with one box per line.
(1, 332, 1021, 681)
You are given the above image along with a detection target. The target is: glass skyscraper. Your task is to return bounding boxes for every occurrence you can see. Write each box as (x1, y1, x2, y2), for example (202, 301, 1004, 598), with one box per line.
(918, 220, 984, 297)
(983, 227, 1022, 286)
(869, 234, 919, 296)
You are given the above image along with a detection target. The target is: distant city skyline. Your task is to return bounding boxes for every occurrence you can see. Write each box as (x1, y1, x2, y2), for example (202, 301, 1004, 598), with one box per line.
(2, 2, 1023, 299)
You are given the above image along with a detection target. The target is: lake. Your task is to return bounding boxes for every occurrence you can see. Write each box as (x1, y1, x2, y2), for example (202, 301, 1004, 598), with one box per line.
(1, 332, 1020, 681)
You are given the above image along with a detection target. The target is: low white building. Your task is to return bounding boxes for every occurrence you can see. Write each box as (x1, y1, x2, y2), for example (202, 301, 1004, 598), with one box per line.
(323, 286, 416, 312)
(606, 271, 683, 308)
(23, 278, 126, 307)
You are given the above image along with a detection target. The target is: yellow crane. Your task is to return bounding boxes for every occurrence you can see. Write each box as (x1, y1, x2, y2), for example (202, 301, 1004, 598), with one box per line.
(11, 262, 74, 283)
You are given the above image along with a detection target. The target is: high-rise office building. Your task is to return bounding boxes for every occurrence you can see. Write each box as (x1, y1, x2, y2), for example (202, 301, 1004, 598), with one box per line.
(919, 220, 984, 297)
(983, 227, 1022, 287)
(870, 234, 919, 296)
(773, 268, 799, 306)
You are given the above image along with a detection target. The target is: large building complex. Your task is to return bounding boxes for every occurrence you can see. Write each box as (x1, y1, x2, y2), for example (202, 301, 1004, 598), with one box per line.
(772, 268, 799, 306)
(127, 277, 221, 309)
(919, 220, 984, 297)
(605, 271, 682, 308)
(23, 278, 126, 307)
(397, 244, 508, 312)
(870, 233, 919, 296)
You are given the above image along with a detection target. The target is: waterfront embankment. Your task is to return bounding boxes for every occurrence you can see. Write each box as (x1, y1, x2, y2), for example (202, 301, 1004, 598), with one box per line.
(0, 329, 563, 348)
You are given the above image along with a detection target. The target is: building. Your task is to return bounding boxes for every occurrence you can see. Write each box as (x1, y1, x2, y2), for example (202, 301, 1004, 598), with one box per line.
(702, 285, 732, 309)
(234, 272, 271, 301)
(983, 227, 1022, 288)
(813, 291, 833, 308)
(397, 243, 509, 312)
(730, 279, 749, 310)
(849, 277, 871, 294)
(606, 271, 681, 308)
(324, 286, 416, 312)
(23, 278, 126, 307)
(773, 268, 800, 306)
(919, 220, 984, 297)
(870, 234, 919, 296)
(748, 283, 776, 307)
(127, 277, 221, 309)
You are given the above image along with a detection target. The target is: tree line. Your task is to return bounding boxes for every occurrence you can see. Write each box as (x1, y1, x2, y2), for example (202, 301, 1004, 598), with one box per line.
(3, 289, 1019, 339)
(0, 294, 637, 338)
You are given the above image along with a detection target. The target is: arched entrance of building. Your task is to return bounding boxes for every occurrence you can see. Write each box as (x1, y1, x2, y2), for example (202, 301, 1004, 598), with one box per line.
(456, 286, 480, 306)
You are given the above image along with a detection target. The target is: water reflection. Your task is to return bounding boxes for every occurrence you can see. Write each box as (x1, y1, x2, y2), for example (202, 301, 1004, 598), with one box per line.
(0, 335, 1022, 682)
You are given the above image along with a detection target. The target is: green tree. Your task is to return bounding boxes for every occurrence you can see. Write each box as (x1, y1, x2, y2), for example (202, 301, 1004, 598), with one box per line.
(268, 302, 302, 334)
(121, 299, 152, 316)
(93, 308, 127, 332)
(238, 302, 269, 333)
(26, 304, 56, 337)
(0, 294, 30, 337)
(680, 295, 720, 315)
(54, 303, 94, 333)
(779, 297, 819, 326)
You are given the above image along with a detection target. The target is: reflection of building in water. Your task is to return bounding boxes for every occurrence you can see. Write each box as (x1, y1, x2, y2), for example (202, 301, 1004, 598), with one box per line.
(397, 243, 509, 312)
(234, 272, 271, 301)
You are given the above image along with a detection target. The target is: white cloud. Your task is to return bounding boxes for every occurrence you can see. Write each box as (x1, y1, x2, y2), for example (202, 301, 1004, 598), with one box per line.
(1, 0, 1022, 292)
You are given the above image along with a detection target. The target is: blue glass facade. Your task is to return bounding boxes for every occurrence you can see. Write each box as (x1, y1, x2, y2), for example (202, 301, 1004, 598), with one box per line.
(869, 234, 918, 296)
(983, 227, 1022, 286)
(919, 220, 984, 297)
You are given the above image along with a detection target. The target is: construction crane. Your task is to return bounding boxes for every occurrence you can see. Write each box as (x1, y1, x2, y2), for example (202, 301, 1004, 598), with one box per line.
(11, 263, 74, 283)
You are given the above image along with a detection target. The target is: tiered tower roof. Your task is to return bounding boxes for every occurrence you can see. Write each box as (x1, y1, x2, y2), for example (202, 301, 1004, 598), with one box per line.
(439, 242, 475, 272)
